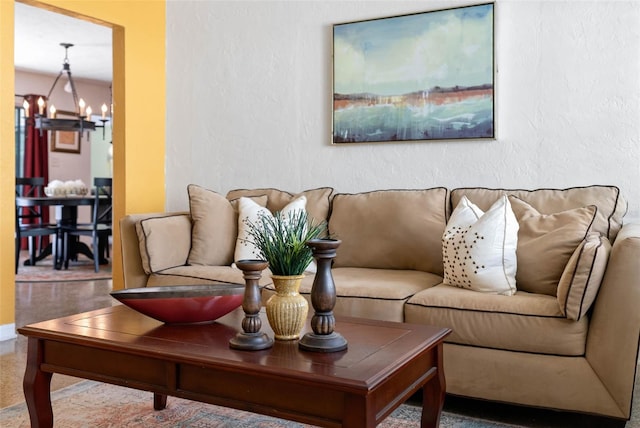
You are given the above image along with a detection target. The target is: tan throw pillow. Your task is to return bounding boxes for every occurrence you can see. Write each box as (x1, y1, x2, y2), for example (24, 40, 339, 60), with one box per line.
(136, 214, 191, 274)
(187, 184, 237, 266)
(508, 196, 597, 296)
(557, 233, 611, 321)
(442, 195, 519, 296)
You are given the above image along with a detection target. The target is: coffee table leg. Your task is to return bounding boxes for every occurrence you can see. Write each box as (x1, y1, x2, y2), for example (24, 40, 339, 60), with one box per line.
(154, 393, 168, 410)
(23, 338, 54, 428)
(421, 343, 446, 428)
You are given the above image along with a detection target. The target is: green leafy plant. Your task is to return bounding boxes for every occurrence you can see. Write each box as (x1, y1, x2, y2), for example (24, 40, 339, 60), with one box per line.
(244, 210, 327, 276)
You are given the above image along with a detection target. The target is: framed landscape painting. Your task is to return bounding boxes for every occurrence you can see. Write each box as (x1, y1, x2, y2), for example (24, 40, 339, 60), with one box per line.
(332, 3, 495, 144)
(50, 111, 81, 153)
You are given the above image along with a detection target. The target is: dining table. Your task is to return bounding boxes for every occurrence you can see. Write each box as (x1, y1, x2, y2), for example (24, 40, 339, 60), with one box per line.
(15, 194, 106, 270)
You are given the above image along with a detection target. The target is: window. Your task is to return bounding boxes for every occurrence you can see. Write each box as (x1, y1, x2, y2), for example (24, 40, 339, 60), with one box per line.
(15, 106, 26, 177)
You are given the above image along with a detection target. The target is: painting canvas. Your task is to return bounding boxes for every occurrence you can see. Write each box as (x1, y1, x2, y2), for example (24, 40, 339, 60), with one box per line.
(332, 3, 494, 144)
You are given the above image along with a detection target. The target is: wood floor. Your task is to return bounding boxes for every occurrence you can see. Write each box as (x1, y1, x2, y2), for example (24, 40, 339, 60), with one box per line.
(0, 279, 114, 408)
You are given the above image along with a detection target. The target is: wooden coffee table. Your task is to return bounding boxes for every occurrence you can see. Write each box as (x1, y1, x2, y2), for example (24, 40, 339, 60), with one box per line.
(19, 305, 450, 428)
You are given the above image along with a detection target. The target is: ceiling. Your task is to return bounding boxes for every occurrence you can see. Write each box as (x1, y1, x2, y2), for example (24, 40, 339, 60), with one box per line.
(14, 2, 112, 83)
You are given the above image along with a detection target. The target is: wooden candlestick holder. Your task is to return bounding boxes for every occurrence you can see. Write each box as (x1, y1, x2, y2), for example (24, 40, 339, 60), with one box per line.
(299, 239, 347, 353)
(229, 259, 273, 351)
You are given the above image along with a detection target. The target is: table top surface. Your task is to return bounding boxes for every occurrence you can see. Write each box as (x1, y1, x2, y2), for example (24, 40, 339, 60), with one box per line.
(19, 305, 450, 389)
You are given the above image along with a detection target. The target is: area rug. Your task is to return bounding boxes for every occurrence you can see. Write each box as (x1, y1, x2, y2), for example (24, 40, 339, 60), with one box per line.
(15, 251, 111, 283)
(0, 380, 518, 428)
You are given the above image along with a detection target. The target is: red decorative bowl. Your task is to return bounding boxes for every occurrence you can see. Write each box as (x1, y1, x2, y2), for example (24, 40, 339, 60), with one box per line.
(110, 284, 244, 324)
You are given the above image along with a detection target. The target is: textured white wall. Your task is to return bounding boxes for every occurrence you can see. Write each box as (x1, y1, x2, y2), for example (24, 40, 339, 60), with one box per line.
(166, 1, 640, 221)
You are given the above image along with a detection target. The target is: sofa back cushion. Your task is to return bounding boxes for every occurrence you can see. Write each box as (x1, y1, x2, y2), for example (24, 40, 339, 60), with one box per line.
(329, 188, 448, 274)
(226, 187, 333, 225)
(450, 186, 626, 241)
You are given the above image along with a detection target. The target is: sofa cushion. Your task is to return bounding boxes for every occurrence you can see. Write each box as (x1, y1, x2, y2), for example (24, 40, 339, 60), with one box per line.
(442, 195, 518, 296)
(136, 214, 191, 274)
(329, 188, 448, 274)
(557, 233, 611, 321)
(406, 284, 589, 356)
(263, 267, 443, 323)
(146, 265, 273, 288)
(187, 184, 237, 266)
(509, 196, 597, 296)
(226, 187, 333, 225)
(450, 186, 626, 241)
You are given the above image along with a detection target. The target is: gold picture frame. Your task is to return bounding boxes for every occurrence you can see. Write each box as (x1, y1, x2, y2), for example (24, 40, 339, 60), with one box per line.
(50, 110, 81, 154)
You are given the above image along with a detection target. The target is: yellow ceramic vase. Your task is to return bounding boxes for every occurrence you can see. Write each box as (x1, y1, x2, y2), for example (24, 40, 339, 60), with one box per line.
(266, 274, 308, 340)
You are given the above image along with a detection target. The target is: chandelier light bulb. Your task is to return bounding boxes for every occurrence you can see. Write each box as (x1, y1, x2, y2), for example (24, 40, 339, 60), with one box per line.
(78, 98, 86, 116)
(86, 106, 92, 119)
(23, 100, 30, 117)
(101, 103, 108, 119)
(37, 97, 45, 115)
(49, 105, 56, 119)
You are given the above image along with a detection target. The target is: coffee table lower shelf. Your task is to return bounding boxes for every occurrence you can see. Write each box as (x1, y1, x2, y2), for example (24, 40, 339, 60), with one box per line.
(19, 305, 451, 428)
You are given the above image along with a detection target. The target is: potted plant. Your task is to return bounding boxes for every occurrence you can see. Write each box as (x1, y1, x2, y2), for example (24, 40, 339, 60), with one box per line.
(244, 209, 327, 340)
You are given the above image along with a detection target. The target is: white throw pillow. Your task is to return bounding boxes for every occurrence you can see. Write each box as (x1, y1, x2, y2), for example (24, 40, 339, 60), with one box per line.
(442, 195, 519, 296)
(234, 196, 316, 273)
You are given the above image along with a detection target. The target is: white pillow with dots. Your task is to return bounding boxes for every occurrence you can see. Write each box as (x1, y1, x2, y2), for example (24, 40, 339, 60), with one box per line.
(442, 195, 518, 296)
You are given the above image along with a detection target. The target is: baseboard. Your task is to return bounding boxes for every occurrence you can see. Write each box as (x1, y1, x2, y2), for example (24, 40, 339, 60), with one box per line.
(0, 323, 17, 341)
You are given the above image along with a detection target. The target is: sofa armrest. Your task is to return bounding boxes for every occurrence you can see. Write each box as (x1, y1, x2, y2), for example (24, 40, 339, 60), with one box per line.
(119, 212, 189, 289)
(586, 223, 640, 419)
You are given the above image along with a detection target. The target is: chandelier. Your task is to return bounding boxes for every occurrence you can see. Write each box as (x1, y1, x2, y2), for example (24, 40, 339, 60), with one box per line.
(23, 43, 109, 140)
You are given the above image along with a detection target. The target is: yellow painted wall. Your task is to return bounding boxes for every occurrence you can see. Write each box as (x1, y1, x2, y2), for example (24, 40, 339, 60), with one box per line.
(0, 0, 17, 332)
(0, 0, 166, 330)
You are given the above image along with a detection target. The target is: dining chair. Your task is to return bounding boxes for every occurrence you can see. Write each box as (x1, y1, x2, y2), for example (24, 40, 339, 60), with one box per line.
(15, 177, 59, 273)
(62, 177, 112, 272)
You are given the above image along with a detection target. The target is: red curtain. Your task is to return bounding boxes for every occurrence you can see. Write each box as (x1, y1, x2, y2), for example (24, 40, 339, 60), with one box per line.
(23, 94, 49, 183)
(20, 94, 50, 248)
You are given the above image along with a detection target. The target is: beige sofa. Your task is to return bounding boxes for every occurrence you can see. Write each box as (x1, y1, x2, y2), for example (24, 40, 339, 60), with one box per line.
(119, 184, 640, 421)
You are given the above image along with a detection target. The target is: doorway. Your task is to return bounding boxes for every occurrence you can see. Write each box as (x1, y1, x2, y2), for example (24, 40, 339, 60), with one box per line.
(14, 2, 114, 274)
(14, 2, 113, 187)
